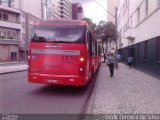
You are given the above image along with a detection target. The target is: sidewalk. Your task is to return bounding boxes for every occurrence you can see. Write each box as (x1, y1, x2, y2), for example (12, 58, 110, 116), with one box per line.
(85, 63, 160, 114)
(0, 62, 27, 74)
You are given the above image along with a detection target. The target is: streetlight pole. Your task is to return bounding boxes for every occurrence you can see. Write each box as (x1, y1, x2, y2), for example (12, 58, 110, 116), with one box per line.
(115, 7, 118, 69)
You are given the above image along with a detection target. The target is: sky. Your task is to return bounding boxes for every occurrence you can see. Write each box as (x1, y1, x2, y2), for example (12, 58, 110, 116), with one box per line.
(71, 0, 107, 24)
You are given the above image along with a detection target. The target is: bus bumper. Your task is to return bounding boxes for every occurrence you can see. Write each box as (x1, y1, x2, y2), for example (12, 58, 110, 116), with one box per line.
(28, 73, 89, 86)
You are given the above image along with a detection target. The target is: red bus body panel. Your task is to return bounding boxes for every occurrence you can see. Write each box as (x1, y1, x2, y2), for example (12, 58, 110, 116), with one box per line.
(28, 20, 101, 86)
(28, 43, 91, 86)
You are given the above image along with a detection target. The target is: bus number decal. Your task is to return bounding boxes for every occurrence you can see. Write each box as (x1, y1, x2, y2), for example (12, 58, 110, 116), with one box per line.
(62, 56, 79, 63)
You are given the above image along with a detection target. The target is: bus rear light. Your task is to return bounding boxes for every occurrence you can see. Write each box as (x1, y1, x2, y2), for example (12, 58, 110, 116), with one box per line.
(33, 76, 37, 79)
(28, 56, 31, 59)
(80, 68, 83, 72)
(79, 66, 85, 75)
(69, 79, 74, 82)
(80, 57, 84, 62)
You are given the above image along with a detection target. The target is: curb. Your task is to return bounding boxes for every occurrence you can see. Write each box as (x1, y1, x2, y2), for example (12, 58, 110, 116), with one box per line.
(0, 62, 27, 65)
(0, 70, 27, 75)
(81, 64, 102, 115)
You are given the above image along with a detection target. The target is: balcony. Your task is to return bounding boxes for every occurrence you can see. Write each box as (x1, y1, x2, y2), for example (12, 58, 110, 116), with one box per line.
(125, 28, 135, 41)
(0, 20, 21, 30)
(0, 38, 20, 45)
(59, 0, 69, 7)
(59, 4, 69, 12)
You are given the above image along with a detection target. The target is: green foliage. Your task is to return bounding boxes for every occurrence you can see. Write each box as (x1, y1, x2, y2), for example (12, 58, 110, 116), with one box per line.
(95, 21, 115, 43)
(82, 17, 96, 31)
(95, 21, 116, 62)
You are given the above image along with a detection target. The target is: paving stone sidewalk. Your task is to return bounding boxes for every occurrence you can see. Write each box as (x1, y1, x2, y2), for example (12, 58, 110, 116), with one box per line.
(85, 63, 160, 114)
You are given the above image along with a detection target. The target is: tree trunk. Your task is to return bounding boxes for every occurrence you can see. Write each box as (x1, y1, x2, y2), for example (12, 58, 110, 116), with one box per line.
(102, 42, 106, 63)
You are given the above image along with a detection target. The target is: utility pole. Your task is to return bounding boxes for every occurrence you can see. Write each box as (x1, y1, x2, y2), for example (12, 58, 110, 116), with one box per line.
(24, 13, 29, 62)
(115, 7, 118, 69)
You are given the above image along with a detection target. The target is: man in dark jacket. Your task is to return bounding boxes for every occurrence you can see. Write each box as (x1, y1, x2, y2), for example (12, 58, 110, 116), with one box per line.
(107, 54, 116, 77)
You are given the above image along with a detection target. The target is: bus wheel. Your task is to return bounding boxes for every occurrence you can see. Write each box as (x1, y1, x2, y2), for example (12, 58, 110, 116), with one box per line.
(87, 70, 94, 86)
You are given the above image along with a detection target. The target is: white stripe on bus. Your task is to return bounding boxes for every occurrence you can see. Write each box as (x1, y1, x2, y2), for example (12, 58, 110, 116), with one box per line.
(31, 49, 80, 55)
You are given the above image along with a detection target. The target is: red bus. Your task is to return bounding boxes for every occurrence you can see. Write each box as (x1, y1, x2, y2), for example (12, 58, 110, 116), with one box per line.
(28, 20, 101, 86)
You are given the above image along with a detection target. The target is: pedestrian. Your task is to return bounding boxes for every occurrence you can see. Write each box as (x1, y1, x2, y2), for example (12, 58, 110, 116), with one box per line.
(117, 54, 121, 63)
(127, 56, 133, 68)
(107, 54, 116, 77)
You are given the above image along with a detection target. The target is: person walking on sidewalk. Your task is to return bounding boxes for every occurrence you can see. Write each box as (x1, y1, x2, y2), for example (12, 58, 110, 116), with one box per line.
(117, 54, 121, 63)
(107, 54, 116, 77)
(127, 56, 133, 69)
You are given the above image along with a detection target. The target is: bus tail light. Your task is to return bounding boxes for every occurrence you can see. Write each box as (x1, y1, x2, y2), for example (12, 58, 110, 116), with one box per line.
(80, 57, 84, 62)
(79, 66, 85, 75)
(79, 57, 86, 75)
(28, 51, 31, 72)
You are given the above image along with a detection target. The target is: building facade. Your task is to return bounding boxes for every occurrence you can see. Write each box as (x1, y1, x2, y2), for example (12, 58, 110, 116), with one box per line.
(0, 0, 41, 62)
(14, 0, 43, 19)
(58, 0, 71, 19)
(0, 5, 21, 62)
(0, 0, 43, 19)
(72, 3, 84, 20)
(42, 0, 71, 20)
(20, 12, 40, 61)
(107, 0, 118, 22)
(117, 0, 160, 76)
(43, 0, 60, 19)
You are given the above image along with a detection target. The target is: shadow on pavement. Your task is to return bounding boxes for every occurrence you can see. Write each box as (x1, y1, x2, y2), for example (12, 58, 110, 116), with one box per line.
(30, 85, 88, 96)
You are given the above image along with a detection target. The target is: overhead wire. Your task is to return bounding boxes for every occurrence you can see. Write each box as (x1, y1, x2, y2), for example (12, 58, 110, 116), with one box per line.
(94, 0, 115, 18)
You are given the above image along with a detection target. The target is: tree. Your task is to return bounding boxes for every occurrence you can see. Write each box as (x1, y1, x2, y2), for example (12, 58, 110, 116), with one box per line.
(95, 21, 116, 62)
(82, 17, 96, 31)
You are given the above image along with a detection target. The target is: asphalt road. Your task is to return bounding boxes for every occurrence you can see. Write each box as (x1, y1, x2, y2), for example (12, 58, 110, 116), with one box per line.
(0, 71, 97, 119)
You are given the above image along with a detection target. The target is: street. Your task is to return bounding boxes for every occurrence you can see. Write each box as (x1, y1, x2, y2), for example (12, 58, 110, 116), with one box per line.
(0, 71, 96, 115)
(0, 63, 160, 120)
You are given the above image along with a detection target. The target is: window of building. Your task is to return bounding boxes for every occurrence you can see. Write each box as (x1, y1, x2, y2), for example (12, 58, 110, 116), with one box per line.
(145, 0, 148, 17)
(157, 0, 160, 7)
(0, 11, 19, 23)
(1, 29, 7, 38)
(3, 13, 8, 21)
(0, 28, 1, 37)
(10, 14, 17, 23)
(0, 12, 2, 20)
(144, 41, 148, 59)
(11, 52, 17, 61)
(7, 30, 12, 39)
(130, 15, 133, 28)
(123, 23, 129, 32)
(156, 37, 160, 61)
(137, 7, 140, 23)
(22, 33, 26, 40)
(22, 22, 25, 29)
(78, 7, 82, 12)
(137, 43, 140, 59)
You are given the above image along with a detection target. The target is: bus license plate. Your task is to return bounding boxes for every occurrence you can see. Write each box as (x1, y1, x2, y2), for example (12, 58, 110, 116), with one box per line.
(48, 80, 57, 83)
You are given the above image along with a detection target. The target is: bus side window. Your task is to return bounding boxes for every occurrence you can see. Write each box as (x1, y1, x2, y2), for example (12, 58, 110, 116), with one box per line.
(92, 37, 94, 55)
(95, 40, 98, 55)
(88, 31, 92, 56)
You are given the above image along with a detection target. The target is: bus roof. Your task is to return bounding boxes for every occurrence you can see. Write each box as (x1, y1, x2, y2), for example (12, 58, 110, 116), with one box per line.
(33, 19, 88, 26)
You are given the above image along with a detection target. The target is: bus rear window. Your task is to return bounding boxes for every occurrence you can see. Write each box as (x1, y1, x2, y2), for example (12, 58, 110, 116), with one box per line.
(31, 25, 86, 43)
